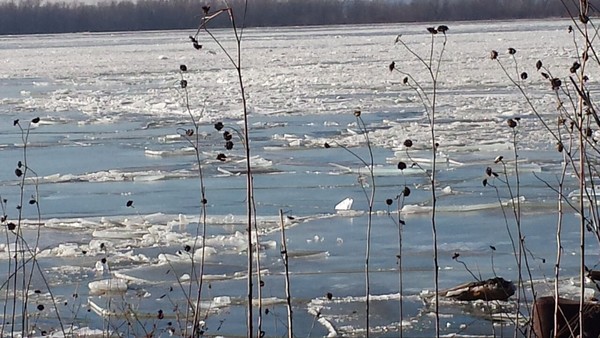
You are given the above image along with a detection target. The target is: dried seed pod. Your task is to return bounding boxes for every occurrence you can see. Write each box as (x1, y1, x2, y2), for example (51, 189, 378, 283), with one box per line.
(536, 60, 543, 70)
(437, 25, 449, 33)
(389, 61, 395, 72)
(507, 118, 517, 128)
(541, 72, 549, 79)
(397, 161, 407, 170)
(452, 252, 460, 259)
(403, 139, 413, 148)
(31, 117, 40, 124)
(223, 131, 233, 141)
(520, 72, 528, 80)
(485, 167, 493, 176)
(179, 64, 187, 72)
(402, 186, 411, 197)
(157, 309, 164, 320)
(126, 200, 134, 207)
(7, 222, 16, 231)
(556, 142, 564, 153)
(570, 62, 580, 74)
(180, 80, 187, 89)
(214, 122, 224, 131)
(385, 198, 393, 206)
(551, 78, 562, 90)
(15, 168, 23, 177)
(583, 51, 589, 62)
(490, 50, 498, 60)
(225, 140, 234, 150)
(508, 47, 516, 55)
(403, 76, 408, 85)
(568, 25, 573, 33)
(324, 142, 331, 148)
(193, 42, 202, 50)
(202, 5, 210, 14)
(37, 304, 45, 311)
(216, 153, 227, 161)
(353, 110, 361, 117)
(186, 129, 194, 137)
(586, 127, 593, 137)
(494, 156, 503, 163)
(326, 292, 333, 300)
(426, 27, 437, 34)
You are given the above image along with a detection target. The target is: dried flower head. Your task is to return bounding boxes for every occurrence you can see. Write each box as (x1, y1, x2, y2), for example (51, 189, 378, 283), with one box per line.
(214, 122, 224, 131)
(437, 25, 449, 34)
(490, 50, 498, 60)
(536, 60, 543, 70)
(385, 198, 393, 206)
(179, 64, 187, 72)
(403, 139, 413, 148)
(353, 110, 361, 117)
(388, 61, 395, 72)
(426, 27, 437, 34)
(508, 47, 516, 55)
(397, 161, 407, 170)
(520, 72, 528, 80)
(507, 118, 517, 128)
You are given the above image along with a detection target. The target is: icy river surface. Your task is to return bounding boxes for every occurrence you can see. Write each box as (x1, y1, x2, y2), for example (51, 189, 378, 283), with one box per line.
(0, 20, 598, 337)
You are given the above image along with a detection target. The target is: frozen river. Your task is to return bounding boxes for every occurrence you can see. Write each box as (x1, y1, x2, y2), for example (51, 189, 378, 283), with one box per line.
(0, 19, 598, 337)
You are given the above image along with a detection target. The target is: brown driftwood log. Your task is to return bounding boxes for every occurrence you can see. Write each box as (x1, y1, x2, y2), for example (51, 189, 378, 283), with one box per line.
(531, 296, 600, 338)
(439, 277, 516, 301)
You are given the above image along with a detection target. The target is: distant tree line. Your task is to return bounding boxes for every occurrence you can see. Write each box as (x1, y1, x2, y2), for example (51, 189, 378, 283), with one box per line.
(0, 0, 593, 35)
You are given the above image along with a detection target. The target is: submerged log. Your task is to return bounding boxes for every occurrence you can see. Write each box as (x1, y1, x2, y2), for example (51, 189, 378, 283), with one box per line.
(531, 296, 600, 338)
(440, 277, 515, 301)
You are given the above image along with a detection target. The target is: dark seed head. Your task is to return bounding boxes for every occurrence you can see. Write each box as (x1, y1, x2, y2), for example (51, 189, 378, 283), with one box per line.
(216, 153, 227, 161)
(403, 139, 413, 148)
(326, 292, 333, 300)
(353, 110, 361, 117)
(37, 304, 44, 311)
(520, 72, 528, 80)
(324, 142, 331, 149)
(403, 76, 408, 85)
(388, 61, 395, 72)
(31, 117, 40, 124)
(184, 245, 191, 252)
(452, 252, 460, 260)
(397, 161, 407, 170)
(15, 169, 23, 177)
(490, 50, 498, 60)
(485, 167, 493, 176)
(101, 257, 107, 264)
(402, 186, 411, 197)
(385, 198, 393, 206)
(126, 200, 134, 207)
(223, 131, 232, 141)
(551, 78, 562, 90)
(508, 47, 516, 55)
(179, 64, 187, 72)
(536, 60, 542, 70)
(507, 119, 517, 128)
(193, 42, 202, 50)
(437, 25, 449, 33)
(426, 27, 437, 34)
(180, 80, 187, 89)
(214, 122, 224, 131)
(557, 142, 564, 153)
(225, 140, 234, 150)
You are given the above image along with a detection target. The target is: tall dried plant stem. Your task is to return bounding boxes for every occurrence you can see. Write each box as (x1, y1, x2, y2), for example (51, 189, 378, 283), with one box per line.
(279, 210, 293, 337)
